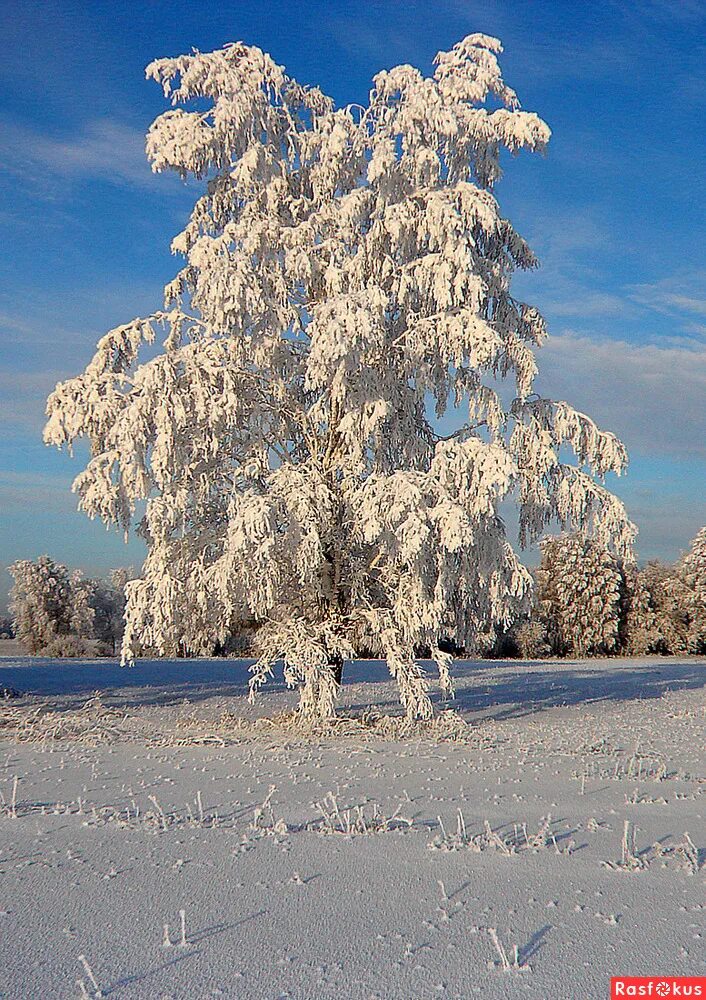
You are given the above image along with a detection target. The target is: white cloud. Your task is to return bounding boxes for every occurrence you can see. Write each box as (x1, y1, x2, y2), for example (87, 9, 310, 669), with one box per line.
(509, 209, 639, 325)
(660, 294, 706, 316)
(0, 118, 160, 191)
(627, 270, 706, 321)
(536, 331, 706, 458)
(543, 290, 631, 319)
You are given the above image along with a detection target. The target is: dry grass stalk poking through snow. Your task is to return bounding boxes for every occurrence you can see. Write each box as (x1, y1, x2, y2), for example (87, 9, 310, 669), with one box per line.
(164, 706, 475, 746)
(162, 910, 189, 949)
(675, 832, 703, 874)
(313, 792, 412, 835)
(250, 785, 288, 837)
(77, 955, 102, 998)
(486, 927, 532, 973)
(652, 832, 704, 875)
(0, 775, 19, 819)
(604, 820, 704, 875)
(603, 820, 647, 872)
(429, 811, 574, 855)
(0, 694, 126, 746)
(430, 814, 515, 855)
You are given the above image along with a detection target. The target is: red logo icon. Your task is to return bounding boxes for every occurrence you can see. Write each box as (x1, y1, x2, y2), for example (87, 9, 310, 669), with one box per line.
(611, 978, 706, 998)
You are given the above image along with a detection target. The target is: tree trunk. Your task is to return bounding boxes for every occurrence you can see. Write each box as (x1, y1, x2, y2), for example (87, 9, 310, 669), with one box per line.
(331, 653, 344, 687)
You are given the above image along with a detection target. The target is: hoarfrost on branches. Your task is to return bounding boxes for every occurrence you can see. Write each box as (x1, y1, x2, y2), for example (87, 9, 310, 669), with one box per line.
(678, 526, 706, 652)
(620, 564, 660, 657)
(45, 34, 635, 717)
(9, 557, 94, 656)
(9, 558, 133, 656)
(630, 552, 703, 657)
(534, 534, 623, 658)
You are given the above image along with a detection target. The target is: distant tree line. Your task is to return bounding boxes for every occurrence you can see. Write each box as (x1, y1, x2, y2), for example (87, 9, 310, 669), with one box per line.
(5, 528, 705, 660)
(506, 526, 706, 659)
(7, 557, 134, 657)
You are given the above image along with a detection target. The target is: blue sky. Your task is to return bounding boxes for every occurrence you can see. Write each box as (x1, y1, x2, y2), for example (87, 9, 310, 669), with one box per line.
(1, 0, 705, 607)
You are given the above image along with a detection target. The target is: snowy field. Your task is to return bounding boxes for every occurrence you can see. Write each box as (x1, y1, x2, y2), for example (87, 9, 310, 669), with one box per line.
(0, 655, 704, 1000)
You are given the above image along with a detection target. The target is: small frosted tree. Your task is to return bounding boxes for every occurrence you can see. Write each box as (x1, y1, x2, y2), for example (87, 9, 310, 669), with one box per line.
(536, 534, 623, 658)
(45, 35, 634, 717)
(9, 556, 90, 654)
(678, 526, 706, 652)
(637, 560, 691, 655)
(513, 616, 552, 660)
(69, 571, 97, 640)
(681, 527, 706, 600)
(619, 564, 660, 656)
(8, 557, 135, 656)
(86, 568, 135, 655)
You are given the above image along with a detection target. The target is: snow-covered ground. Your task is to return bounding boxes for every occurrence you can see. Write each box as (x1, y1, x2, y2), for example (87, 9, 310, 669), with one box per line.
(0, 655, 704, 999)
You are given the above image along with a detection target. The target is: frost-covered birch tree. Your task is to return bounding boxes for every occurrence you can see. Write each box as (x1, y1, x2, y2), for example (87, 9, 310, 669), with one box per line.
(9, 557, 73, 654)
(679, 526, 706, 652)
(637, 560, 691, 655)
(45, 34, 635, 718)
(9, 556, 95, 655)
(533, 534, 623, 658)
(619, 564, 660, 656)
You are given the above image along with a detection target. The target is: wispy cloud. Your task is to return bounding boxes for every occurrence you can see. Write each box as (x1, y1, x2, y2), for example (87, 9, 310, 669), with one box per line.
(511, 208, 638, 323)
(664, 295, 706, 316)
(0, 118, 160, 193)
(627, 271, 706, 320)
(0, 470, 147, 610)
(627, 0, 706, 23)
(532, 210, 608, 259)
(543, 290, 632, 319)
(0, 369, 70, 436)
(0, 280, 167, 352)
(516, 215, 706, 336)
(536, 330, 706, 459)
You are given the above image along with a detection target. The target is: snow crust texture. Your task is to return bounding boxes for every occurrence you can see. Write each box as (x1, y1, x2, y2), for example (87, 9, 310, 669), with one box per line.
(0, 655, 704, 999)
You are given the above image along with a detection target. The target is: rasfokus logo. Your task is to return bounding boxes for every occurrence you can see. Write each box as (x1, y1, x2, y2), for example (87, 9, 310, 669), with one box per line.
(611, 978, 706, 998)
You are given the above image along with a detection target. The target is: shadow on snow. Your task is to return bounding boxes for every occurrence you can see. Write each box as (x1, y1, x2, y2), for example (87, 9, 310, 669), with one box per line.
(0, 655, 704, 723)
